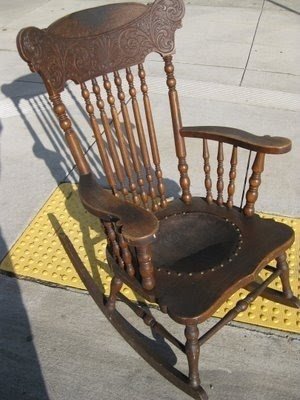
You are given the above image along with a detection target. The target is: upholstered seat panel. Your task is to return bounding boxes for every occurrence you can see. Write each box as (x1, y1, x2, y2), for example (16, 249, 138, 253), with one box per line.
(152, 212, 239, 273)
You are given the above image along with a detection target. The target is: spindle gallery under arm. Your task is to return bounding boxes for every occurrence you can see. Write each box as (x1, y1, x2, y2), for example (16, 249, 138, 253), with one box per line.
(17, 0, 299, 399)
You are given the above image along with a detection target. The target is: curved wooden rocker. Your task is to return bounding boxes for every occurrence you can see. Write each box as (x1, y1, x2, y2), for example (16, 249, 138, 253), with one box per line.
(17, 1, 299, 399)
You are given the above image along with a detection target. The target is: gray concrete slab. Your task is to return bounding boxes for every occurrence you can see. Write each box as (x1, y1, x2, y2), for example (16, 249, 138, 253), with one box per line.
(0, 275, 299, 400)
(0, 2, 299, 399)
(242, 69, 300, 93)
(175, 5, 259, 69)
(248, 6, 300, 75)
(264, 0, 300, 13)
(0, 0, 44, 26)
(146, 56, 244, 86)
(187, 0, 263, 8)
(0, 0, 299, 258)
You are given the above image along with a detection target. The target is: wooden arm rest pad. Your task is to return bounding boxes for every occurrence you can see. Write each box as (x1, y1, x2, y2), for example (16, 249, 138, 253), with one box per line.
(79, 174, 159, 245)
(180, 126, 292, 154)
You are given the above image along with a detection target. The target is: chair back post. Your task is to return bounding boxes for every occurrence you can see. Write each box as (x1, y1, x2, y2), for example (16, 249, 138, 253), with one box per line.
(164, 55, 192, 205)
(49, 93, 91, 175)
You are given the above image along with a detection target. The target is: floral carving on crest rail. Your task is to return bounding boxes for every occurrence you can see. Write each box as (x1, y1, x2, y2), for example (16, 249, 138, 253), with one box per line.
(17, 0, 185, 93)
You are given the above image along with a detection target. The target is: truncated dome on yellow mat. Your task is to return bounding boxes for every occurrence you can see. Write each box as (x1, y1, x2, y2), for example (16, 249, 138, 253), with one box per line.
(1, 183, 299, 333)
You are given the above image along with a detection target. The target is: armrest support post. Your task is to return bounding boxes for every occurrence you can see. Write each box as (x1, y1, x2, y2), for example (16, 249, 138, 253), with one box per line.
(243, 152, 265, 217)
(136, 244, 155, 291)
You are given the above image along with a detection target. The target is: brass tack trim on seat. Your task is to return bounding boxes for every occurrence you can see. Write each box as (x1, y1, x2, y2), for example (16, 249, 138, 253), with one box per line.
(157, 211, 243, 278)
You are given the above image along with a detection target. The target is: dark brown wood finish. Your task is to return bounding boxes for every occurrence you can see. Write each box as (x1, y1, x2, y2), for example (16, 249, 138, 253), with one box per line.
(17, 1, 298, 399)
(185, 325, 201, 388)
(180, 126, 292, 154)
(164, 55, 192, 204)
(227, 146, 237, 208)
(17, 0, 185, 93)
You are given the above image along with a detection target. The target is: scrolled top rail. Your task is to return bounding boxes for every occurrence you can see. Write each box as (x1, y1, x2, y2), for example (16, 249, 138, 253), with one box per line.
(16, 0, 185, 93)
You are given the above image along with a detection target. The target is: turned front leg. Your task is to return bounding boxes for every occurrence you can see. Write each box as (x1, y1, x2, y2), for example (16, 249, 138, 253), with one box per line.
(107, 276, 123, 313)
(276, 253, 293, 299)
(185, 324, 201, 388)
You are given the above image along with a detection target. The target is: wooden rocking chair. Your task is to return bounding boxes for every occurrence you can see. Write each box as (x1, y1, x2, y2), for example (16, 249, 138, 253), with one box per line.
(17, 1, 299, 398)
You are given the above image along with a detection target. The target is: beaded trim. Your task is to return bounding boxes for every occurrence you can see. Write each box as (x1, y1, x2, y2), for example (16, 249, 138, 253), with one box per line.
(156, 212, 243, 278)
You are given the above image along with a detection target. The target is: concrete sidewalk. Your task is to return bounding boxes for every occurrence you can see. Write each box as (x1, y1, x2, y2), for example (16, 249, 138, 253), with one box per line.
(0, 0, 299, 258)
(0, 275, 299, 400)
(0, 1, 299, 400)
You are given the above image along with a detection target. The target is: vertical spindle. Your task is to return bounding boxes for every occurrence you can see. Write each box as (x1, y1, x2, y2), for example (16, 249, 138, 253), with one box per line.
(103, 222, 124, 269)
(118, 233, 135, 277)
(227, 146, 237, 208)
(80, 82, 117, 194)
(126, 67, 158, 211)
(103, 74, 140, 205)
(138, 64, 167, 209)
(203, 139, 213, 204)
(216, 142, 224, 206)
(92, 78, 128, 198)
(113, 71, 148, 208)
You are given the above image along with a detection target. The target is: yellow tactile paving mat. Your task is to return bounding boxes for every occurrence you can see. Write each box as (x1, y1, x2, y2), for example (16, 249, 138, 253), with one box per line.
(1, 184, 299, 333)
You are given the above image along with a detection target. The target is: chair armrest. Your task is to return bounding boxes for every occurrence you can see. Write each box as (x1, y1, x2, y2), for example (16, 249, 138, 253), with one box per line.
(78, 173, 159, 246)
(180, 126, 292, 154)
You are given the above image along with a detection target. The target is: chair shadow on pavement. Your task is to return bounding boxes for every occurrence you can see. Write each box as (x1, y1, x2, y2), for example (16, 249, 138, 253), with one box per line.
(1, 74, 182, 396)
(0, 120, 50, 400)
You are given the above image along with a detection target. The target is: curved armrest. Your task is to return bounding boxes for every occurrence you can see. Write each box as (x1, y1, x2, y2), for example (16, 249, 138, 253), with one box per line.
(180, 126, 291, 154)
(78, 174, 159, 246)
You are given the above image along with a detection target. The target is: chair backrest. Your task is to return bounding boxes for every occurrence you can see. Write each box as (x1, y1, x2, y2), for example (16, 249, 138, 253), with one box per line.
(17, 0, 191, 211)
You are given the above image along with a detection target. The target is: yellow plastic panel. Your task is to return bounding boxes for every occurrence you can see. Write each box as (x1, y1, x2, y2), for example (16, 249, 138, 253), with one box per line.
(0, 184, 299, 333)
(1, 185, 113, 295)
(214, 214, 300, 333)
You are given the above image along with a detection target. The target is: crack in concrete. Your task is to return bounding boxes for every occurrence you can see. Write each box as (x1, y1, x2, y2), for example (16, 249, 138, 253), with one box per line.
(240, 0, 266, 86)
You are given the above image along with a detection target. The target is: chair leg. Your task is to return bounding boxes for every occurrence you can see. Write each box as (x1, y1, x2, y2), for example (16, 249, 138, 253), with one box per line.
(106, 276, 123, 313)
(185, 324, 201, 388)
(276, 252, 293, 299)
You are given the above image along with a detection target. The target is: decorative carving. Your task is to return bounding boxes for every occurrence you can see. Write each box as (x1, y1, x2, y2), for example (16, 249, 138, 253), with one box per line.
(17, 0, 185, 93)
